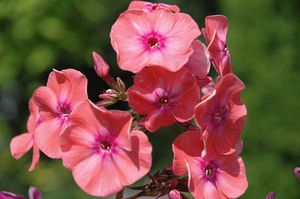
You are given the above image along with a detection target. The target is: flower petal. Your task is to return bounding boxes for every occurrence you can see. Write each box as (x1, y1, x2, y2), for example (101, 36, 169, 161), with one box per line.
(10, 132, 33, 159)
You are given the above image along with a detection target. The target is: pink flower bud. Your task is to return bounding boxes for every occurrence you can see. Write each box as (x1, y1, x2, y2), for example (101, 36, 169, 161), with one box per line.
(92, 51, 110, 78)
(169, 189, 182, 199)
(266, 191, 275, 199)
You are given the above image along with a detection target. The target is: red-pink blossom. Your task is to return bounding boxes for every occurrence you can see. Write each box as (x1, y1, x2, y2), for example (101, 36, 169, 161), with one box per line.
(10, 98, 42, 171)
(33, 69, 88, 158)
(128, 0, 180, 13)
(202, 15, 232, 76)
(195, 74, 247, 155)
(127, 66, 200, 132)
(59, 100, 152, 197)
(172, 131, 248, 199)
(110, 9, 200, 73)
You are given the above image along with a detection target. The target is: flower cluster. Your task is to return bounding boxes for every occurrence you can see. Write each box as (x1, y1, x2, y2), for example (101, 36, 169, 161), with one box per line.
(10, 1, 251, 199)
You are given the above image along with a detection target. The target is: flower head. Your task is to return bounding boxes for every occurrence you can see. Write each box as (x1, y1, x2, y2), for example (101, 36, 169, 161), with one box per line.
(172, 131, 248, 199)
(202, 15, 232, 76)
(110, 9, 200, 73)
(10, 98, 41, 171)
(59, 100, 152, 197)
(195, 74, 247, 154)
(33, 69, 88, 158)
(127, 66, 200, 132)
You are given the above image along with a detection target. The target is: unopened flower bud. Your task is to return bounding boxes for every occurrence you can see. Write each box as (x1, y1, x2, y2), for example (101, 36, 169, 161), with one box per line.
(169, 189, 182, 199)
(266, 191, 275, 199)
(99, 89, 119, 100)
(92, 51, 110, 78)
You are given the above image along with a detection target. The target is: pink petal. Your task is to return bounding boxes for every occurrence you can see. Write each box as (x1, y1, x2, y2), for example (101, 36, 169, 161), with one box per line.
(33, 86, 58, 120)
(216, 155, 248, 198)
(184, 40, 210, 78)
(46, 69, 88, 107)
(172, 131, 204, 176)
(165, 12, 201, 54)
(60, 126, 97, 169)
(110, 130, 152, 186)
(202, 15, 228, 44)
(10, 132, 33, 159)
(144, 108, 176, 132)
(34, 118, 63, 158)
(208, 33, 232, 76)
(29, 142, 40, 172)
(27, 98, 41, 133)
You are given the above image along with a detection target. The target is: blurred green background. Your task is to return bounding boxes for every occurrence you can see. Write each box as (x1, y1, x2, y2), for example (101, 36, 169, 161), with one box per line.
(0, 0, 299, 198)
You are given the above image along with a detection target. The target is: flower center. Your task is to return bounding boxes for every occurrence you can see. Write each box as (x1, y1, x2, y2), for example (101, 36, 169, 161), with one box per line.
(159, 97, 169, 104)
(147, 37, 159, 49)
(212, 105, 229, 126)
(205, 163, 217, 181)
(100, 141, 112, 150)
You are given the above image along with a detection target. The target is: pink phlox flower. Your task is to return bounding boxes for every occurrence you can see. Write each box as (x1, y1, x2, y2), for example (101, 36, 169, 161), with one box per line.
(59, 100, 152, 197)
(202, 15, 232, 76)
(128, 0, 180, 13)
(110, 9, 200, 73)
(127, 66, 200, 132)
(10, 98, 42, 171)
(0, 187, 41, 199)
(172, 131, 248, 199)
(195, 74, 247, 155)
(33, 69, 88, 158)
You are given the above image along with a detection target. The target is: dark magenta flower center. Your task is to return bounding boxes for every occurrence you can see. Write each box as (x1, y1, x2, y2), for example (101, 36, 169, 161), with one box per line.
(148, 37, 159, 49)
(159, 97, 169, 104)
(204, 163, 217, 181)
(100, 141, 112, 150)
(212, 105, 229, 126)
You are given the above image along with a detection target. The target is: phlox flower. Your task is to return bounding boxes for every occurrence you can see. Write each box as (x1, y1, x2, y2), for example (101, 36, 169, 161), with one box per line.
(195, 74, 247, 155)
(128, 0, 180, 13)
(110, 8, 200, 73)
(172, 131, 248, 199)
(127, 66, 200, 132)
(33, 69, 88, 158)
(0, 187, 41, 199)
(10, 98, 41, 171)
(202, 15, 232, 76)
(59, 100, 152, 197)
